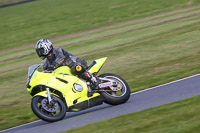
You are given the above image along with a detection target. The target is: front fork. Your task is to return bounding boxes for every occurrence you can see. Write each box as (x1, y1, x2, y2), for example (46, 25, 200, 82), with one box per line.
(46, 88, 52, 103)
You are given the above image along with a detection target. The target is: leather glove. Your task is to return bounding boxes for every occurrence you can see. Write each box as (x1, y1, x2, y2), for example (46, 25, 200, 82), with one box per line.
(47, 65, 56, 71)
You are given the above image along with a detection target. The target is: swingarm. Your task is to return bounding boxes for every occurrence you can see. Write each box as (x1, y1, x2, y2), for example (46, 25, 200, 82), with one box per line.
(98, 77, 120, 92)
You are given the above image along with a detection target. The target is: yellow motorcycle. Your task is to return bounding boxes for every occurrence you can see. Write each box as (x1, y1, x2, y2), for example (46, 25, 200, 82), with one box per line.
(26, 57, 130, 122)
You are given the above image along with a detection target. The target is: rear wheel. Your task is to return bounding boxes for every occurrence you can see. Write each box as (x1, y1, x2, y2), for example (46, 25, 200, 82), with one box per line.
(98, 73, 130, 105)
(31, 96, 66, 122)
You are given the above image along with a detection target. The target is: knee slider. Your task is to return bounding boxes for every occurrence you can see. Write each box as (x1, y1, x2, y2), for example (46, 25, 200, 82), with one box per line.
(74, 64, 85, 73)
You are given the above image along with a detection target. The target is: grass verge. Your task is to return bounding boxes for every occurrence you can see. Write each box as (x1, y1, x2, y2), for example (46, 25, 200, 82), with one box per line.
(0, 0, 199, 50)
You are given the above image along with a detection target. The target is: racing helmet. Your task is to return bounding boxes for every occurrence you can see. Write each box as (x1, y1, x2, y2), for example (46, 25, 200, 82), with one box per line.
(35, 39, 53, 60)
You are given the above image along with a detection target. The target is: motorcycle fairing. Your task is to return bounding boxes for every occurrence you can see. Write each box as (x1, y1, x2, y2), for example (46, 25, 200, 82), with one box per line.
(30, 71, 100, 107)
(54, 65, 74, 75)
(27, 70, 54, 94)
(68, 95, 104, 112)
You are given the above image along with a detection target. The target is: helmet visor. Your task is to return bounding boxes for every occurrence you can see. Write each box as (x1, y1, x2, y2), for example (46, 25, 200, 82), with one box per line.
(36, 48, 46, 60)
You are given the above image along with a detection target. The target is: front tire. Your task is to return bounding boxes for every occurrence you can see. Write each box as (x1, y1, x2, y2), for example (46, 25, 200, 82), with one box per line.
(31, 96, 66, 122)
(98, 73, 130, 105)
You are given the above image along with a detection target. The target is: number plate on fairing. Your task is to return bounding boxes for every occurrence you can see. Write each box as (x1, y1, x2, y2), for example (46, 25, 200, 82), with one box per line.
(99, 82, 113, 88)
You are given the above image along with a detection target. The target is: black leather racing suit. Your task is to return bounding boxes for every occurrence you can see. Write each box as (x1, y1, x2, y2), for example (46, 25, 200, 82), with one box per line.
(43, 47, 87, 74)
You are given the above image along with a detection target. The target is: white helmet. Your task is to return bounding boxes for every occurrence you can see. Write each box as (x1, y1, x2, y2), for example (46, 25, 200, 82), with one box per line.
(35, 39, 53, 60)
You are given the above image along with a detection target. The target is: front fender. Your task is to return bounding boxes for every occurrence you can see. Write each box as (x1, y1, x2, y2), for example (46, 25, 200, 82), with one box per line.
(33, 91, 60, 98)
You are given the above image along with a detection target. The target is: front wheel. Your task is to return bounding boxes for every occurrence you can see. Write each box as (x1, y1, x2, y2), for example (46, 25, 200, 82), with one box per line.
(31, 96, 66, 122)
(98, 73, 130, 105)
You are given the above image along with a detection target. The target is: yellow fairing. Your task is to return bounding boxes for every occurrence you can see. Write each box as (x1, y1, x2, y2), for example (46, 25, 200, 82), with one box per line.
(27, 66, 74, 94)
(88, 57, 107, 74)
(53, 74, 100, 107)
(54, 66, 74, 75)
(27, 71, 54, 94)
(33, 72, 100, 107)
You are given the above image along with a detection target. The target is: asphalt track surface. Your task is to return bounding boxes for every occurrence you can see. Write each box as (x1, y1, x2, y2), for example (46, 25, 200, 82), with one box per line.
(1, 74, 200, 133)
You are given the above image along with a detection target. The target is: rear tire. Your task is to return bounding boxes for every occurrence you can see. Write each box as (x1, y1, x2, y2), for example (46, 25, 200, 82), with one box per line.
(31, 96, 66, 122)
(98, 73, 130, 105)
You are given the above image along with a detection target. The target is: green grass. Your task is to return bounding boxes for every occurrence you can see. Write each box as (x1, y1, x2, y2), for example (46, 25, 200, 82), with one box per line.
(0, 0, 198, 50)
(1, 0, 200, 131)
(63, 95, 200, 133)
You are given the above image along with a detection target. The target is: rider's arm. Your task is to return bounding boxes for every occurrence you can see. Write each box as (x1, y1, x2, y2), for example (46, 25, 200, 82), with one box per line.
(54, 47, 88, 70)
(43, 60, 55, 71)
(54, 47, 66, 68)
(43, 60, 49, 70)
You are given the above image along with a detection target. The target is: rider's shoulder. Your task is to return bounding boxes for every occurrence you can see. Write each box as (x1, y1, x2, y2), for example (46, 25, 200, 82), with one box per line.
(53, 46, 71, 56)
(53, 47, 63, 53)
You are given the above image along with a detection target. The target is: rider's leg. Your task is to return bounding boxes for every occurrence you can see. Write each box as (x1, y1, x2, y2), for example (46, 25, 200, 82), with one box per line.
(72, 63, 99, 88)
(82, 71, 99, 88)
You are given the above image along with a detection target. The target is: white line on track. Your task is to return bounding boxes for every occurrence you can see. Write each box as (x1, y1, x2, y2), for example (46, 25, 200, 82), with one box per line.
(1, 73, 200, 133)
(131, 73, 200, 95)
(0, 120, 41, 133)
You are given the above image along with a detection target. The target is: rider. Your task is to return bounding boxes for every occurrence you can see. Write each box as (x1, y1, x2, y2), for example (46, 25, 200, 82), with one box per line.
(35, 38, 98, 90)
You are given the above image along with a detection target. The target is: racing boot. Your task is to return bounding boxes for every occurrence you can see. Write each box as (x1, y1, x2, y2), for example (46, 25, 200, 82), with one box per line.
(83, 72, 100, 90)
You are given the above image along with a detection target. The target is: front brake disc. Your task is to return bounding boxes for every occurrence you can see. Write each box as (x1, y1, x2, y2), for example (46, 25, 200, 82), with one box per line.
(41, 99, 59, 112)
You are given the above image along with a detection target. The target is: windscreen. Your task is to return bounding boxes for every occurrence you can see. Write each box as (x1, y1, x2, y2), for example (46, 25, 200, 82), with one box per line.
(28, 64, 42, 77)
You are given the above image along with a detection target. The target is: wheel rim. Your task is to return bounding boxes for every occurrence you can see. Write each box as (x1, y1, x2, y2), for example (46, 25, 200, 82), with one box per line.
(36, 97, 63, 117)
(104, 76, 127, 97)
(41, 99, 59, 113)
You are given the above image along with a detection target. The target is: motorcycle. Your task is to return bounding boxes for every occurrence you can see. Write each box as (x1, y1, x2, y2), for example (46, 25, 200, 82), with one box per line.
(26, 57, 130, 122)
